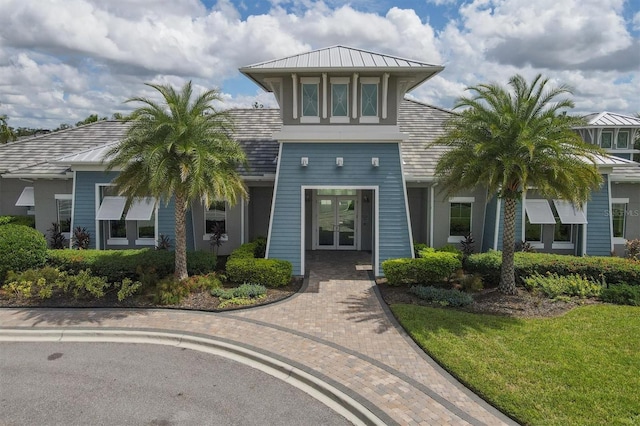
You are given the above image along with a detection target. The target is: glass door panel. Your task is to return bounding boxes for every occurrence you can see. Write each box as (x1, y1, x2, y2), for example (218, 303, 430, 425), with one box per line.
(317, 198, 335, 247)
(337, 198, 356, 248)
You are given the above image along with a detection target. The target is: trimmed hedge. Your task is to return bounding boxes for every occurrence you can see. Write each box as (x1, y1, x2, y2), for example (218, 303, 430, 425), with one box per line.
(46, 249, 216, 283)
(600, 284, 640, 306)
(466, 251, 640, 287)
(0, 224, 48, 282)
(382, 252, 462, 286)
(409, 285, 473, 307)
(225, 240, 293, 287)
(0, 215, 36, 228)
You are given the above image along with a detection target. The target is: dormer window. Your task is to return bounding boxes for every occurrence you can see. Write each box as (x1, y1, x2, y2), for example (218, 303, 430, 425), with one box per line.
(360, 77, 379, 123)
(616, 131, 629, 149)
(600, 131, 612, 149)
(300, 77, 320, 123)
(330, 77, 349, 123)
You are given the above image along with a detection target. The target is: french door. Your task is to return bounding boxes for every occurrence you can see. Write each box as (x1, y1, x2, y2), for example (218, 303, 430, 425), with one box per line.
(315, 195, 357, 250)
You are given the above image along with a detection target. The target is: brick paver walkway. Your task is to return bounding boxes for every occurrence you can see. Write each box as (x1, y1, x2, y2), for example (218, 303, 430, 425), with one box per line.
(0, 252, 516, 426)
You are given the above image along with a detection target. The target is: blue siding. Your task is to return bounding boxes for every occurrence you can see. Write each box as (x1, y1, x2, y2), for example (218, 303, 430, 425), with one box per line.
(482, 196, 498, 252)
(495, 199, 522, 251)
(73, 171, 119, 249)
(586, 175, 612, 256)
(73, 171, 177, 250)
(158, 198, 176, 249)
(268, 143, 412, 274)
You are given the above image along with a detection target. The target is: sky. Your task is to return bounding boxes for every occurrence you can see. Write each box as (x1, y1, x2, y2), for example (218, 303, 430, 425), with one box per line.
(0, 0, 639, 129)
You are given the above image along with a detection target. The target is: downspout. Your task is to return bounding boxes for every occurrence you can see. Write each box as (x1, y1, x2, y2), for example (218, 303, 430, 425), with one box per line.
(429, 183, 436, 248)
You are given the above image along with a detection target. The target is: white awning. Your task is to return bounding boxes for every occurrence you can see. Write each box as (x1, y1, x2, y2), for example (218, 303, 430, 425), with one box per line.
(524, 199, 556, 224)
(96, 196, 127, 220)
(553, 200, 588, 224)
(15, 186, 35, 207)
(125, 197, 156, 221)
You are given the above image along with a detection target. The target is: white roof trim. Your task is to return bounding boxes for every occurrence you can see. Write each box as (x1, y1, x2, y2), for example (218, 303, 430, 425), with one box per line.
(525, 199, 557, 224)
(553, 200, 587, 224)
(125, 197, 156, 221)
(15, 186, 35, 207)
(96, 196, 126, 220)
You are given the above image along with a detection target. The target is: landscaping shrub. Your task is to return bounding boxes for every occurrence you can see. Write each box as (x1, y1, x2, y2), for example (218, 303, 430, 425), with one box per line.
(414, 242, 429, 257)
(409, 285, 473, 307)
(0, 224, 48, 282)
(600, 284, 640, 306)
(153, 276, 189, 305)
(211, 283, 267, 300)
(436, 244, 463, 261)
(466, 251, 640, 287)
(523, 272, 601, 300)
(626, 239, 640, 262)
(0, 215, 35, 228)
(47, 249, 216, 283)
(460, 274, 484, 292)
(3, 267, 141, 301)
(182, 273, 222, 292)
(382, 252, 461, 286)
(226, 240, 292, 287)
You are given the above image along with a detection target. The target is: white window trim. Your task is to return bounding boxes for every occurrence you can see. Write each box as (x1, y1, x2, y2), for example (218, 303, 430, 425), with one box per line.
(107, 219, 128, 245)
(359, 77, 380, 124)
(616, 131, 629, 149)
(203, 201, 229, 242)
(330, 77, 350, 124)
(135, 206, 157, 245)
(600, 130, 613, 149)
(611, 198, 629, 244)
(447, 197, 474, 243)
(55, 194, 73, 240)
(300, 77, 320, 123)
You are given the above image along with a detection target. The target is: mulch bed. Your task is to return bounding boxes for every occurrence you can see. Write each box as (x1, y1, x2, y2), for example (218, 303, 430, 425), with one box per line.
(377, 283, 601, 318)
(0, 279, 303, 312)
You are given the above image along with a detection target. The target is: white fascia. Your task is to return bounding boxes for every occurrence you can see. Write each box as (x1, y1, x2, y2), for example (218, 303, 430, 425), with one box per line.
(272, 125, 408, 142)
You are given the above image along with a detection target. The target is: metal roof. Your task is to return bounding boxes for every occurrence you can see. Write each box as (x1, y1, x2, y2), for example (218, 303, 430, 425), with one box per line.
(241, 45, 441, 71)
(0, 120, 130, 176)
(240, 45, 444, 93)
(580, 112, 640, 127)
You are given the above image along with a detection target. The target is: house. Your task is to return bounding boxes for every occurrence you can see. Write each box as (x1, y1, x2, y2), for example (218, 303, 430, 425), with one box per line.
(1, 46, 639, 275)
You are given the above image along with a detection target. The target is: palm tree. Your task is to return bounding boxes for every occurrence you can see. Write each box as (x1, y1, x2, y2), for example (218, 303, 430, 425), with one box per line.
(0, 114, 17, 144)
(430, 74, 604, 294)
(106, 81, 247, 280)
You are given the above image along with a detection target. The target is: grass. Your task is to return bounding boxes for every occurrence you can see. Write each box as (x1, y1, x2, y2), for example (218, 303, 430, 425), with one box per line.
(391, 304, 640, 426)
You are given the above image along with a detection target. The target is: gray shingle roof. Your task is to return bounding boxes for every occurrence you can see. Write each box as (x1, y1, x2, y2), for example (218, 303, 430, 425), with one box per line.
(0, 120, 129, 176)
(398, 99, 454, 180)
(228, 109, 281, 176)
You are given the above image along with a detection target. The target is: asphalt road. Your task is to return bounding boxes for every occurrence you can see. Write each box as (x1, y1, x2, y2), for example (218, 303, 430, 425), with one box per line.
(0, 342, 353, 426)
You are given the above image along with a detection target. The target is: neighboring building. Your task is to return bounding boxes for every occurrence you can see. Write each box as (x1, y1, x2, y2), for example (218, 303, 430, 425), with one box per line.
(1, 46, 639, 274)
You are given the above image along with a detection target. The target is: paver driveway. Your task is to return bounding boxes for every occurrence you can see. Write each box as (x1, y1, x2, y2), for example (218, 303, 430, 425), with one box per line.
(0, 251, 516, 425)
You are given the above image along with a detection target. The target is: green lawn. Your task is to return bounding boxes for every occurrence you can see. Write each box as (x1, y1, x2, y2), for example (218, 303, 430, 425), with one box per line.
(391, 304, 640, 426)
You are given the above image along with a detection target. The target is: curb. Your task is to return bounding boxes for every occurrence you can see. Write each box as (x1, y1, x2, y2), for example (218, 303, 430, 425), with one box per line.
(0, 328, 386, 426)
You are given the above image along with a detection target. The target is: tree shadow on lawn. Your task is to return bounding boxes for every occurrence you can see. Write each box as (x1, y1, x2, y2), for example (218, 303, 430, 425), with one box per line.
(391, 303, 526, 339)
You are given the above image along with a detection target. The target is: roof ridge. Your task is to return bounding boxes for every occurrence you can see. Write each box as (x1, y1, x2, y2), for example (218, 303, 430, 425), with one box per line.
(401, 97, 454, 114)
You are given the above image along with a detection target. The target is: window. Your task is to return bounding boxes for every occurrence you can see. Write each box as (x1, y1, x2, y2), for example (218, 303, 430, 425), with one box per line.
(600, 131, 612, 149)
(361, 83, 378, 117)
(331, 83, 349, 118)
(98, 185, 128, 244)
(205, 201, 227, 240)
(137, 214, 155, 240)
(448, 199, 472, 242)
(300, 77, 320, 122)
(55, 195, 72, 235)
(611, 201, 628, 240)
(551, 204, 572, 243)
(524, 217, 542, 243)
(616, 131, 629, 149)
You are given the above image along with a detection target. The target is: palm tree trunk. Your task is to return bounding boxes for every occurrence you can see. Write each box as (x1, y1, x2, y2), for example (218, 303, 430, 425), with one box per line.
(499, 197, 517, 294)
(174, 193, 188, 281)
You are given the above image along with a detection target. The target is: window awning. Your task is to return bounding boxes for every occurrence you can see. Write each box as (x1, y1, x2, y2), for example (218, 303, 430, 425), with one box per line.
(15, 186, 35, 207)
(524, 199, 556, 224)
(96, 196, 126, 220)
(125, 198, 156, 221)
(553, 200, 588, 224)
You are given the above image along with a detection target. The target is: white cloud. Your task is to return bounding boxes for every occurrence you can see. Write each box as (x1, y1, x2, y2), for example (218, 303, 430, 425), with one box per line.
(0, 0, 638, 128)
